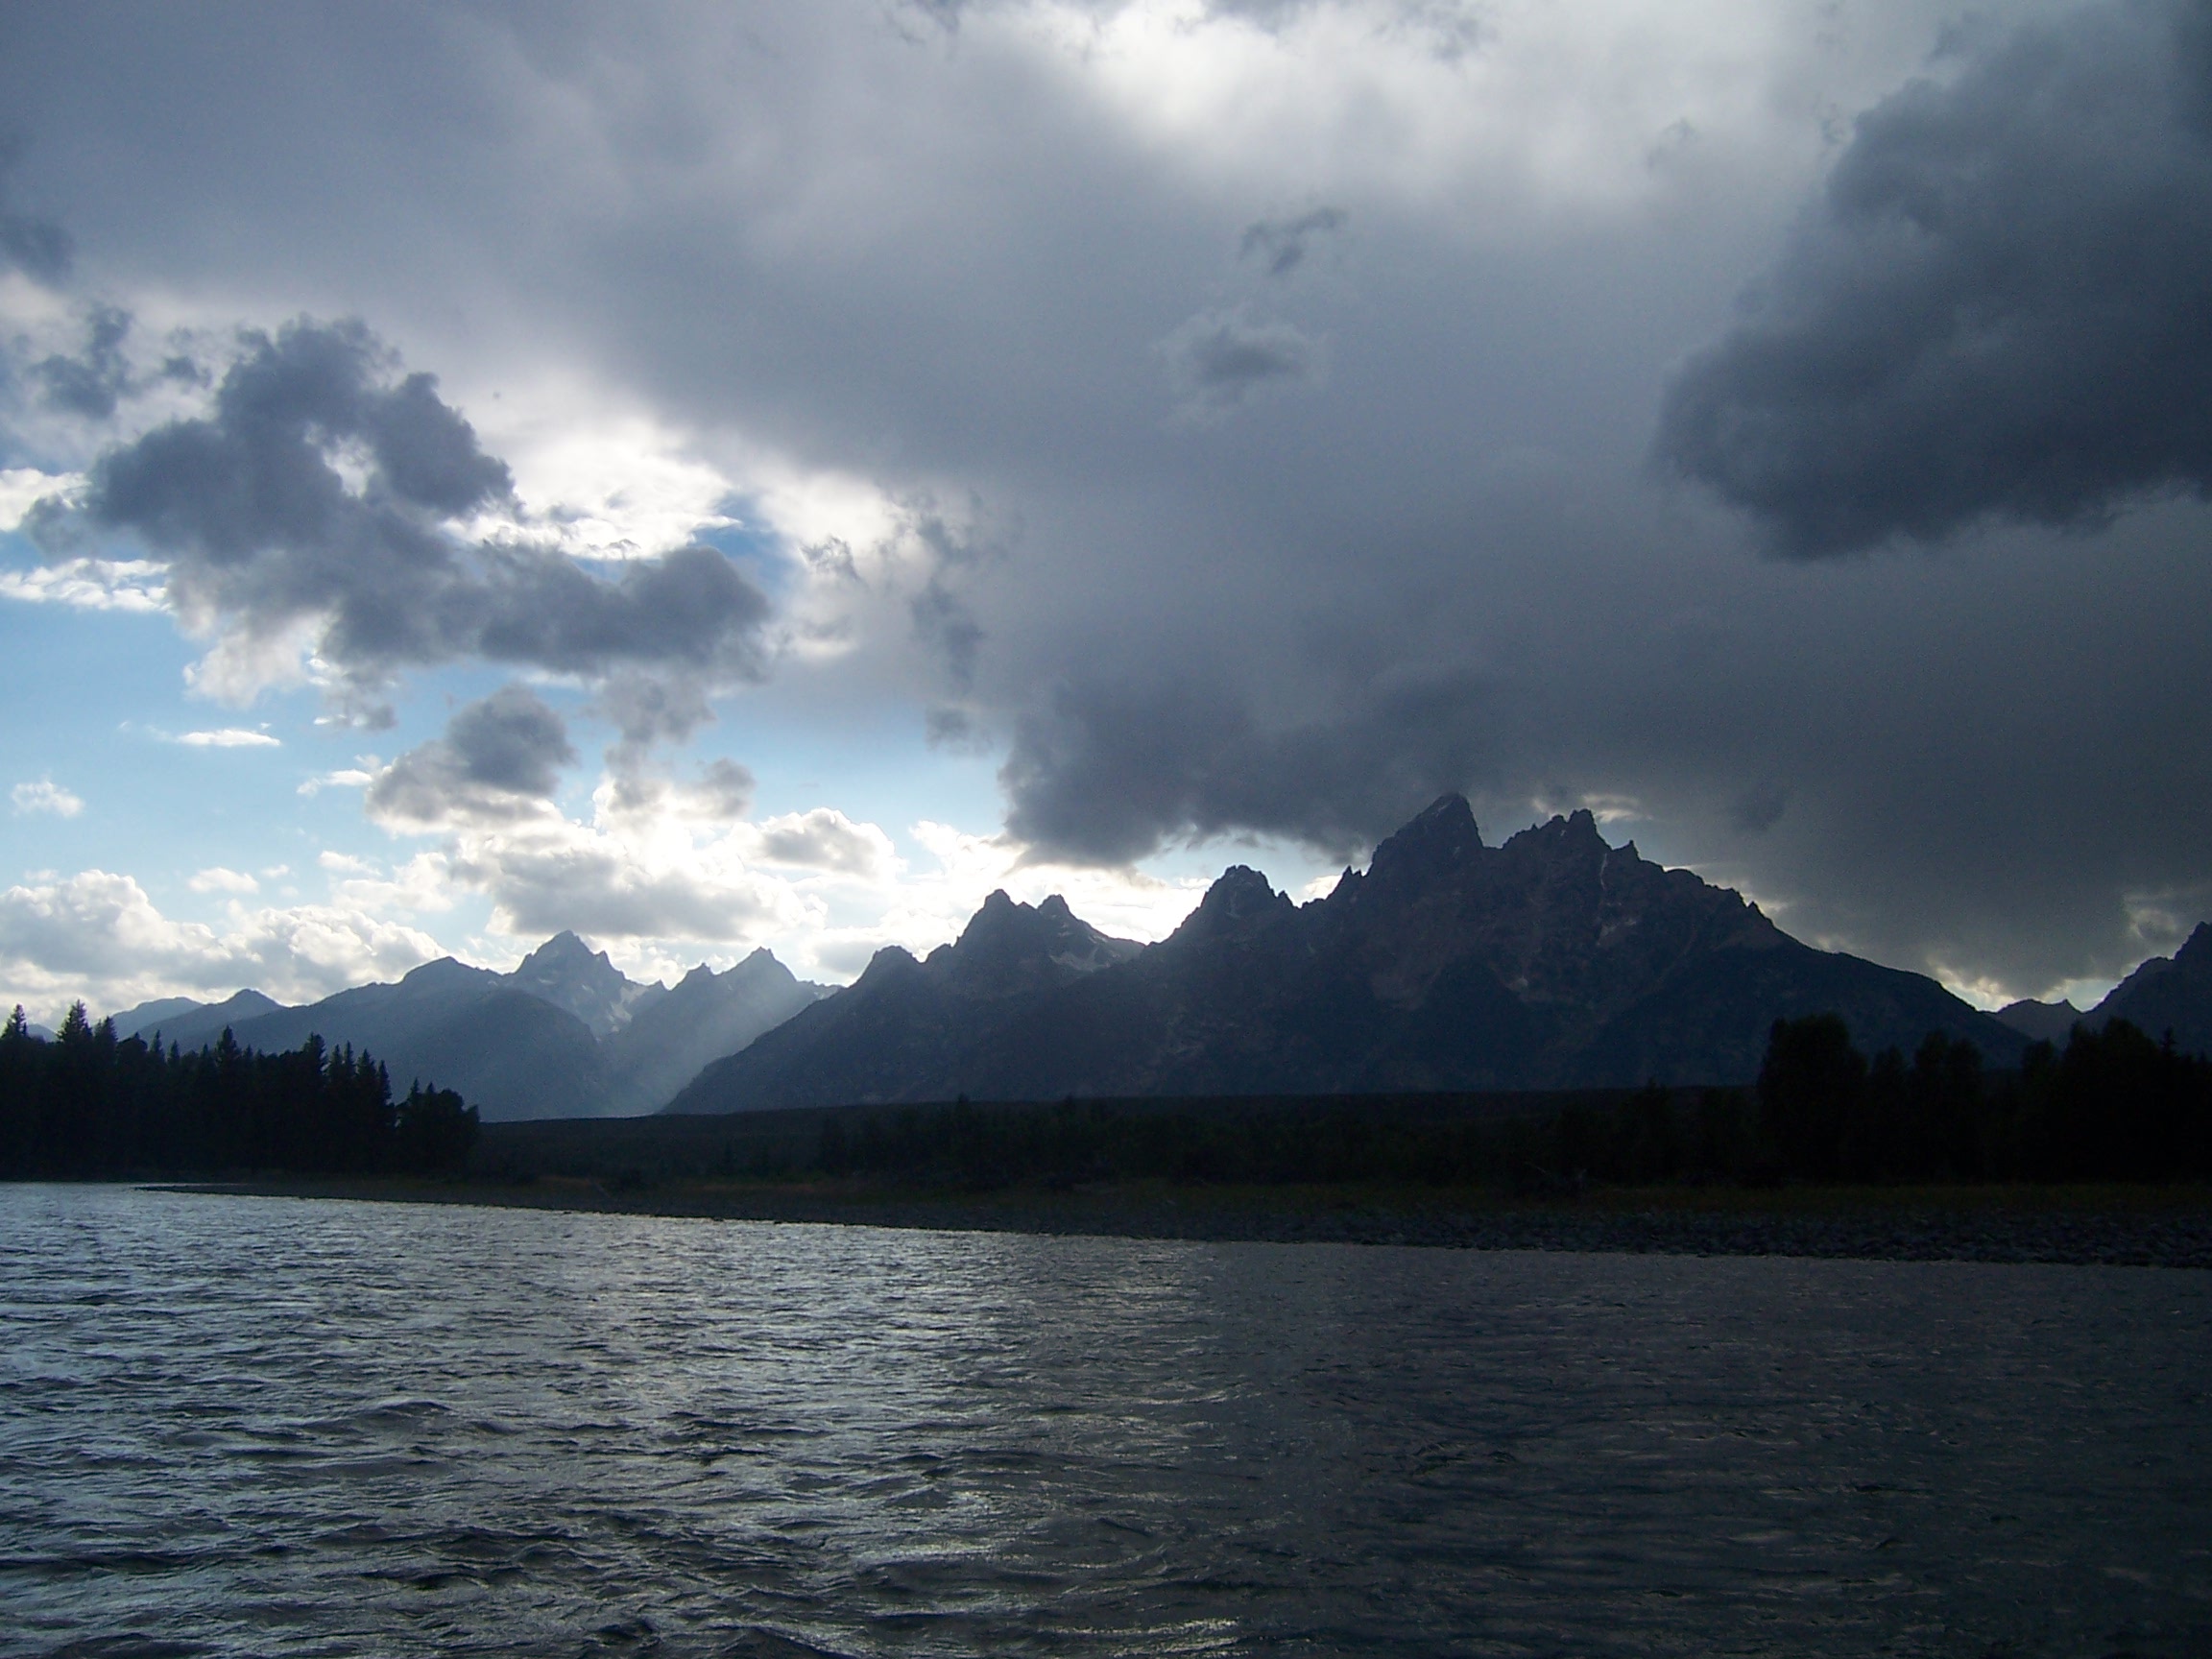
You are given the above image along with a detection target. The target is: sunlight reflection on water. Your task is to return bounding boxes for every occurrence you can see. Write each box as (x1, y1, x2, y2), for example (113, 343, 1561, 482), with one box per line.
(1, 1184, 2207, 1657)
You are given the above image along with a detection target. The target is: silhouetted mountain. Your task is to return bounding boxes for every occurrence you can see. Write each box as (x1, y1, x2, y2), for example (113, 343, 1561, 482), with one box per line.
(1994, 998, 2084, 1046)
(598, 949, 830, 1116)
(668, 795, 2025, 1114)
(113, 996, 203, 1034)
(665, 890, 1143, 1114)
(106, 939, 829, 1120)
(124, 989, 287, 1053)
(507, 930, 665, 1036)
(2088, 924, 2212, 1056)
(220, 958, 610, 1121)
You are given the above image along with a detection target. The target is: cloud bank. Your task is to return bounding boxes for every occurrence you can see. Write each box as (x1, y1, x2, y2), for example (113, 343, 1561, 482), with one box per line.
(1655, 0, 2212, 553)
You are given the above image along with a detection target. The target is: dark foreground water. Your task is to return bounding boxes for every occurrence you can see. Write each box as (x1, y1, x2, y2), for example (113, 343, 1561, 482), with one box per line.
(2, 1187, 2207, 1658)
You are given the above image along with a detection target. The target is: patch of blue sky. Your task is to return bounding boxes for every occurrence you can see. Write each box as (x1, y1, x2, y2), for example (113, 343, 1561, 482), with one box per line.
(687, 512, 792, 597)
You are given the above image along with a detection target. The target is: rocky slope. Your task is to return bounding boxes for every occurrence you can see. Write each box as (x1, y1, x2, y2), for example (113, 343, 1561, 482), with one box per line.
(2086, 924, 2212, 1054)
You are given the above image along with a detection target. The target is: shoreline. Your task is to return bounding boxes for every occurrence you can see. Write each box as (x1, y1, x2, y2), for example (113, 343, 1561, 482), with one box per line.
(148, 1176, 2212, 1268)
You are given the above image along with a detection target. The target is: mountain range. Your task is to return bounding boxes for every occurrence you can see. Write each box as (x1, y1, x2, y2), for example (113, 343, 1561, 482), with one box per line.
(1996, 923, 2212, 1054)
(113, 934, 828, 1121)
(105, 797, 2212, 1123)
(666, 795, 2036, 1115)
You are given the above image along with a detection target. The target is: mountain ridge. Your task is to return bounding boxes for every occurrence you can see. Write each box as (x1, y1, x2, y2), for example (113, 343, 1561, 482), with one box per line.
(116, 938, 828, 1120)
(667, 795, 2030, 1114)
(2084, 924, 2212, 1054)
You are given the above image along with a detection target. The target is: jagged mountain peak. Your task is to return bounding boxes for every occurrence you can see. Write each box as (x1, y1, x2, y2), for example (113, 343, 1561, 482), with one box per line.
(721, 946, 799, 987)
(506, 932, 661, 1037)
(953, 889, 1040, 951)
(665, 791, 2027, 1114)
(1501, 809, 1611, 862)
(939, 889, 1141, 993)
(859, 944, 925, 983)
(513, 930, 621, 984)
(1166, 865, 1293, 950)
(1366, 794, 1483, 885)
(517, 929, 605, 971)
(2176, 922, 2212, 967)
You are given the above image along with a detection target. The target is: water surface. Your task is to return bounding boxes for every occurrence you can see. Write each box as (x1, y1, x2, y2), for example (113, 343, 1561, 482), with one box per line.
(2, 1184, 2207, 1656)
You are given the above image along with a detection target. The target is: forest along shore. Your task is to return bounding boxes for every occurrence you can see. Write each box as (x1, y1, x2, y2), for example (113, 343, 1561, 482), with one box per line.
(157, 1177, 2212, 1269)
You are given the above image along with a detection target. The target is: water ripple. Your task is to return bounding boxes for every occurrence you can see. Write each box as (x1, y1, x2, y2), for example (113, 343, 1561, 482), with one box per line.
(2, 1184, 2208, 1656)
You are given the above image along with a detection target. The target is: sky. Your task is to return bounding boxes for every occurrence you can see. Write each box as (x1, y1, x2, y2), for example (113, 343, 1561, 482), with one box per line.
(1, 0, 2208, 1023)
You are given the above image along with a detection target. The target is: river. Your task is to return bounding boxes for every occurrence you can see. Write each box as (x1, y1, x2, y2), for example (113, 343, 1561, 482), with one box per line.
(3, 1184, 2206, 1655)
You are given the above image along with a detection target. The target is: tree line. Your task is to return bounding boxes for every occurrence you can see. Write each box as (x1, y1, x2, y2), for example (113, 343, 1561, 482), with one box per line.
(0, 1002, 479, 1179)
(798, 1015, 2212, 1191)
(1752, 1013, 2211, 1183)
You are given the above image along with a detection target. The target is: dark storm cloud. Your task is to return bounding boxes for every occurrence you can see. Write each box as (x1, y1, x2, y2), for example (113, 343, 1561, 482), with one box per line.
(366, 685, 575, 828)
(1655, 0, 2212, 555)
(8, 0, 2212, 1002)
(88, 316, 512, 537)
(64, 319, 770, 721)
(1729, 781, 1791, 836)
(1239, 206, 1346, 276)
(1000, 669, 1495, 864)
(896, 499, 998, 693)
(441, 685, 575, 795)
(34, 304, 132, 419)
(0, 135, 70, 283)
(911, 579, 984, 691)
(1159, 308, 1324, 418)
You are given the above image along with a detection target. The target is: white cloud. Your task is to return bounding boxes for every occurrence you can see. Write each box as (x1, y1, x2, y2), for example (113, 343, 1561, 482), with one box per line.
(298, 765, 378, 797)
(360, 756, 886, 956)
(440, 780, 817, 946)
(0, 868, 441, 1022)
(176, 728, 282, 749)
(1013, 0, 1932, 224)
(0, 469, 76, 531)
(777, 817, 1214, 982)
(11, 779, 84, 819)
(187, 866, 259, 894)
(347, 726, 1219, 979)
(746, 807, 897, 877)
(324, 850, 462, 916)
(0, 556, 168, 613)
(471, 387, 744, 563)
(177, 613, 325, 706)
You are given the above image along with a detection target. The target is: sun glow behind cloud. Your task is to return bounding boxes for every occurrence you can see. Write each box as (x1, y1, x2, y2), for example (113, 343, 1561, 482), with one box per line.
(1004, 0, 1927, 226)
